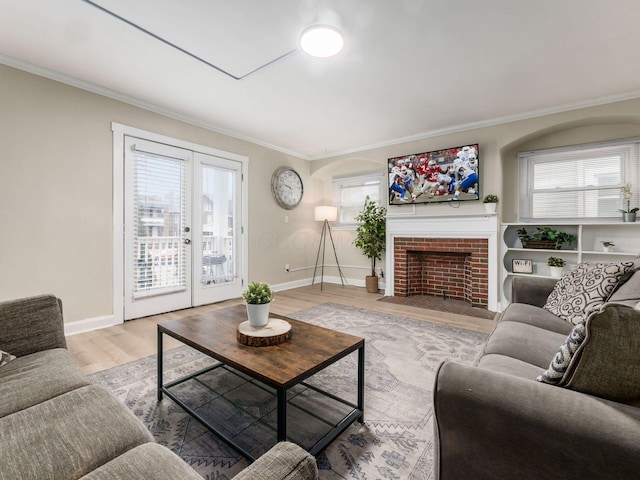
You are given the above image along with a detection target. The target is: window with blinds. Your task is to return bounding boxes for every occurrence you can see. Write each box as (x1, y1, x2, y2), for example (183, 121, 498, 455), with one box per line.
(518, 140, 640, 221)
(133, 150, 187, 297)
(333, 174, 385, 224)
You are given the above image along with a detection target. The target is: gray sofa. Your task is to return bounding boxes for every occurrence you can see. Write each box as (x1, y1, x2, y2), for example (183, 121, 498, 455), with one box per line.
(433, 267, 640, 479)
(0, 294, 318, 480)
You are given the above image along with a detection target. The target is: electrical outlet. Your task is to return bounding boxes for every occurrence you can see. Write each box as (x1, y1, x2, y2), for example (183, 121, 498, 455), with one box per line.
(285, 264, 290, 272)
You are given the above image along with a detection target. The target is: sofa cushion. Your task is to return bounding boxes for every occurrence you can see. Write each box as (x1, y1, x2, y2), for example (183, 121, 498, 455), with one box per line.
(608, 268, 640, 303)
(0, 384, 154, 479)
(0, 294, 67, 356)
(80, 443, 202, 480)
(0, 348, 91, 418)
(477, 354, 545, 379)
(481, 321, 568, 369)
(537, 303, 640, 406)
(497, 302, 573, 335)
(232, 441, 319, 480)
(0, 350, 15, 367)
(543, 261, 634, 325)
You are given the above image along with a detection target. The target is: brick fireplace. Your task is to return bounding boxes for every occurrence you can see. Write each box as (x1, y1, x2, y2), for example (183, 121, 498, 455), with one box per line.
(385, 214, 500, 311)
(393, 237, 489, 308)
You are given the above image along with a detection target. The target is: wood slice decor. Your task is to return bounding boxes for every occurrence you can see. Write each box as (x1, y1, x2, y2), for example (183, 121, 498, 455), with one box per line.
(237, 318, 292, 347)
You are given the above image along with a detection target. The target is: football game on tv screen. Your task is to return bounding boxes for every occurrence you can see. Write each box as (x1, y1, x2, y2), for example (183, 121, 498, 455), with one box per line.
(388, 144, 480, 206)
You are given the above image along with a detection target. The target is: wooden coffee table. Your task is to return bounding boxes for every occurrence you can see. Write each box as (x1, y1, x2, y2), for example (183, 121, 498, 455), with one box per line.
(157, 304, 365, 461)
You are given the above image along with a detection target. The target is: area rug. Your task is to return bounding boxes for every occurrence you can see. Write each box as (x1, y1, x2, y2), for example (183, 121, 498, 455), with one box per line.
(89, 303, 487, 480)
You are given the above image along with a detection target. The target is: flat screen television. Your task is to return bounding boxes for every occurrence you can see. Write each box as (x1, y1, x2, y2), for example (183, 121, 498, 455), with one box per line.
(387, 143, 480, 206)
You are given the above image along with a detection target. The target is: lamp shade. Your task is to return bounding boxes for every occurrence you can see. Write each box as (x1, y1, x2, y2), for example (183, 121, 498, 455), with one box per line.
(314, 205, 338, 222)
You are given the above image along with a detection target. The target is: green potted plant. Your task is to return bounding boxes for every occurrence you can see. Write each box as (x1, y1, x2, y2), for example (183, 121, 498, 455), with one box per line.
(242, 281, 274, 327)
(482, 194, 499, 214)
(601, 241, 615, 253)
(619, 184, 638, 222)
(547, 256, 566, 278)
(353, 196, 387, 293)
(517, 227, 577, 250)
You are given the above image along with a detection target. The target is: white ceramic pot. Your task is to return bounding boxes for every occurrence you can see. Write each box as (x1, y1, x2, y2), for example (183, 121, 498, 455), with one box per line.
(549, 266, 564, 278)
(246, 302, 270, 328)
(484, 203, 497, 214)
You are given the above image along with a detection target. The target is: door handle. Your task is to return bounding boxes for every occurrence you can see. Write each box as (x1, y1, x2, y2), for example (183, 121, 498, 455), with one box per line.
(184, 239, 191, 245)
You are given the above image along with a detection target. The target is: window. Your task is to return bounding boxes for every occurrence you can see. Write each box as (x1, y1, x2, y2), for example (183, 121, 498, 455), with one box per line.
(333, 173, 386, 224)
(518, 139, 640, 221)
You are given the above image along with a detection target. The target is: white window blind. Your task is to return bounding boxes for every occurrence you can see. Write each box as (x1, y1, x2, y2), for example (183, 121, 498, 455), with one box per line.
(133, 149, 187, 297)
(333, 174, 385, 224)
(518, 140, 640, 221)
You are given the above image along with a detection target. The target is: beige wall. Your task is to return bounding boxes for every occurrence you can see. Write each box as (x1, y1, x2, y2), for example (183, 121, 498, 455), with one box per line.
(312, 98, 640, 285)
(0, 64, 320, 322)
(3, 63, 640, 322)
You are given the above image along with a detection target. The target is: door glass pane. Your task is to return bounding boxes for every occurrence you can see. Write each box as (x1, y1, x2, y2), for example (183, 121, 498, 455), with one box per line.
(133, 152, 186, 297)
(200, 165, 235, 286)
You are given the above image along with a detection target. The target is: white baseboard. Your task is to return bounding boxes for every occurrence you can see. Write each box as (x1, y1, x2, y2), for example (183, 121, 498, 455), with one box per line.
(64, 277, 386, 336)
(64, 315, 119, 336)
(272, 276, 386, 291)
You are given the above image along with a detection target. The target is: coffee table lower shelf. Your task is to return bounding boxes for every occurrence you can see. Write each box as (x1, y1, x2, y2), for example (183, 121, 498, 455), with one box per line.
(159, 361, 363, 461)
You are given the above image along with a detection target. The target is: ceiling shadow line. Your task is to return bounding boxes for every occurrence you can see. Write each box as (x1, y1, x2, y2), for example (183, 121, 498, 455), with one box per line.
(81, 0, 299, 80)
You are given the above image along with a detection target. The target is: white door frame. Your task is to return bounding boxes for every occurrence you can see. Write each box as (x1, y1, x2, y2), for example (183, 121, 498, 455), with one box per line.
(112, 122, 249, 324)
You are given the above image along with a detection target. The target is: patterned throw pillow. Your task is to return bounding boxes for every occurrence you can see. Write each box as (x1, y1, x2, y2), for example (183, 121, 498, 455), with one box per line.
(536, 319, 587, 385)
(0, 349, 16, 367)
(543, 262, 634, 325)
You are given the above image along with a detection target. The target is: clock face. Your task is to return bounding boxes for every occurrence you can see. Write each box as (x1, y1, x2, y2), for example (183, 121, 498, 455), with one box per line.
(271, 167, 303, 209)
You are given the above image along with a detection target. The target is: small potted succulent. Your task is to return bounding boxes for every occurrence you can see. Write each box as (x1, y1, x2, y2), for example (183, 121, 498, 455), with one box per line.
(547, 256, 566, 278)
(601, 241, 615, 253)
(242, 281, 274, 327)
(482, 194, 499, 214)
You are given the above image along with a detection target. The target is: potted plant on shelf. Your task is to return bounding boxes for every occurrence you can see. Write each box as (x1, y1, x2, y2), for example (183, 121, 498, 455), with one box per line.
(619, 184, 638, 222)
(242, 281, 273, 327)
(482, 194, 499, 214)
(517, 227, 577, 250)
(547, 257, 566, 278)
(601, 241, 615, 253)
(353, 196, 387, 293)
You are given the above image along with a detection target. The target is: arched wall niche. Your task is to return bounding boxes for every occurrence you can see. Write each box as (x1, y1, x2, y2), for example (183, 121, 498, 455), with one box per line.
(499, 115, 640, 222)
(311, 156, 385, 203)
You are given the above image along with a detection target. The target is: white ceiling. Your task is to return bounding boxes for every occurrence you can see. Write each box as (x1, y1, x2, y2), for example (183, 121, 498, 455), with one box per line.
(2, 0, 640, 159)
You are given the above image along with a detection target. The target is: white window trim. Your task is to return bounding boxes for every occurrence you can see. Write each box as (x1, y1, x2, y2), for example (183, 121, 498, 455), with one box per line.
(112, 122, 249, 324)
(518, 138, 640, 222)
(332, 172, 386, 229)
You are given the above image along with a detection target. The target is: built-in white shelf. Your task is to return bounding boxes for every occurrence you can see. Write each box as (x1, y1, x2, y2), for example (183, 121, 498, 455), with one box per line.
(501, 222, 640, 304)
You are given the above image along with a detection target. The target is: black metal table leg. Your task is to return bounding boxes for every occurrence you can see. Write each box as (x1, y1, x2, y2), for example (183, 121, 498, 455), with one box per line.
(277, 386, 287, 441)
(157, 327, 163, 401)
(358, 343, 365, 422)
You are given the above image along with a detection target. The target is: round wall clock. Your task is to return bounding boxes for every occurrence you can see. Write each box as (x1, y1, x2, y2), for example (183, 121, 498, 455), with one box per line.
(271, 166, 304, 209)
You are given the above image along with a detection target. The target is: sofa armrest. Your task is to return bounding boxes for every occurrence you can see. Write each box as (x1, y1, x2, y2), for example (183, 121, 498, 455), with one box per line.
(233, 442, 318, 480)
(433, 361, 640, 480)
(0, 294, 67, 357)
(511, 276, 557, 307)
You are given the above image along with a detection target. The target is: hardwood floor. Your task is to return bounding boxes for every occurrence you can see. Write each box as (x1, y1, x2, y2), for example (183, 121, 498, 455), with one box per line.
(66, 284, 496, 375)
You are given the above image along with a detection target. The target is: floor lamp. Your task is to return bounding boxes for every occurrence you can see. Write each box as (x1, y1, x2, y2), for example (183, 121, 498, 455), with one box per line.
(312, 206, 347, 290)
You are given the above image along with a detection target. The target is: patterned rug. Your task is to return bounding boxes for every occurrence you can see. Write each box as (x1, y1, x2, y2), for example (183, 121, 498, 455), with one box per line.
(89, 303, 487, 480)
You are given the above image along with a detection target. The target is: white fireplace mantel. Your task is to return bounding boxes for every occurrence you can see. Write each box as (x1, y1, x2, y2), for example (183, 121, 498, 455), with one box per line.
(385, 213, 501, 312)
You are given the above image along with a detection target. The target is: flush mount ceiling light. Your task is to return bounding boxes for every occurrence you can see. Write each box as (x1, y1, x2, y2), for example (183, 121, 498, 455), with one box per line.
(299, 25, 344, 58)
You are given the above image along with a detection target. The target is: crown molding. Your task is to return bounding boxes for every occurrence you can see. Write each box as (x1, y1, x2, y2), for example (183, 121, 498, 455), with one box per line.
(0, 53, 306, 160)
(3, 53, 640, 163)
(307, 90, 640, 160)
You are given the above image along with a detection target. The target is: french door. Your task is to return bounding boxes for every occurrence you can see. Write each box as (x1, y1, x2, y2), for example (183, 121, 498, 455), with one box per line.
(123, 136, 243, 320)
